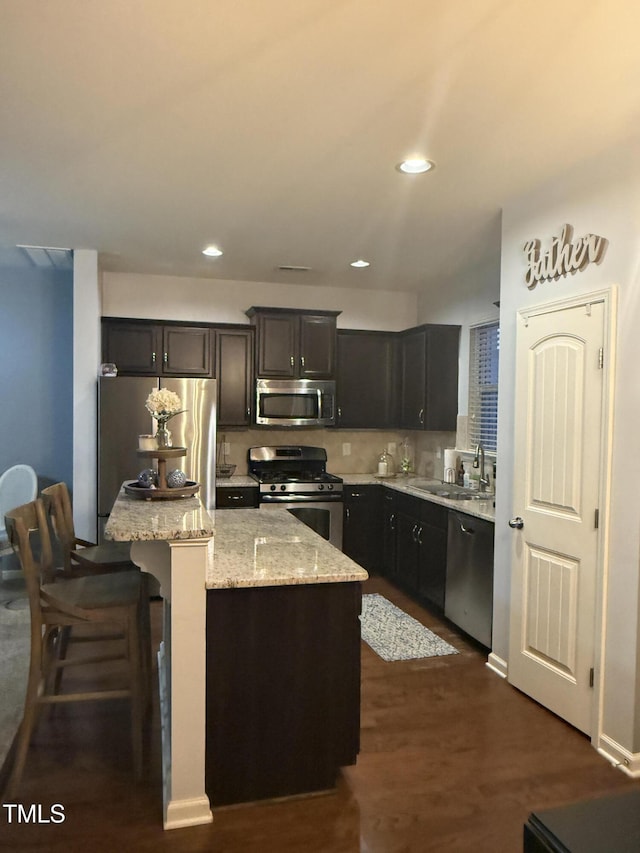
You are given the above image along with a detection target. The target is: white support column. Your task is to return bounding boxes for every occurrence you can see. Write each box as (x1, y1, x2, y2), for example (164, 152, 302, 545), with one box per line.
(131, 537, 213, 830)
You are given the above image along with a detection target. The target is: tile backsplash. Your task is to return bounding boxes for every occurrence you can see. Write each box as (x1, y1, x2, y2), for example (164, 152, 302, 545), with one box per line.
(216, 428, 457, 479)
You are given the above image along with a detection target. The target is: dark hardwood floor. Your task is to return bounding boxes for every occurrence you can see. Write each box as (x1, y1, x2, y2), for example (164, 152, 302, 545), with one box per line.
(1, 575, 636, 852)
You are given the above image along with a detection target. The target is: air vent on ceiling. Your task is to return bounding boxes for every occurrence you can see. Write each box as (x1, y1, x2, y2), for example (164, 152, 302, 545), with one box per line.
(278, 265, 311, 272)
(17, 245, 74, 270)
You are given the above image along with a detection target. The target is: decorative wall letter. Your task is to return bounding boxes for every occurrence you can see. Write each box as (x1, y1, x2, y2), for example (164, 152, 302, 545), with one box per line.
(523, 224, 608, 289)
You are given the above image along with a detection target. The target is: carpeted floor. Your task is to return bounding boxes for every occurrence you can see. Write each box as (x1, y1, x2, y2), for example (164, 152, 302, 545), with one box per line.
(360, 593, 458, 661)
(0, 572, 29, 770)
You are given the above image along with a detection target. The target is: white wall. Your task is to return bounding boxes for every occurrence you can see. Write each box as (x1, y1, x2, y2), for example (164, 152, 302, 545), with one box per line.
(496, 138, 640, 756)
(74, 250, 101, 540)
(101, 272, 418, 332)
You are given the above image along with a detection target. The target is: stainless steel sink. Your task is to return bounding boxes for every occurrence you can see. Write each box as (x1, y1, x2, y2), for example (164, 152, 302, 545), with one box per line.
(410, 483, 488, 501)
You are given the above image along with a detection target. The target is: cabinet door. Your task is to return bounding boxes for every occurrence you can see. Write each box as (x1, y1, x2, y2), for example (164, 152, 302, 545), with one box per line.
(424, 325, 460, 431)
(399, 330, 427, 429)
(395, 510, 419, 593)
(255, 313, 298, 378)
(343, 486, 382, 574)
(299, 315, 336, 379)
(399, 325, 460, 431)
(417, 523, 447, 611)
(216, 328, 253, 426)
(162, 326, 212, 376)
(336, 332, 396, 428)
(102, 321, 160, 375)
(382, 491, 398, 580)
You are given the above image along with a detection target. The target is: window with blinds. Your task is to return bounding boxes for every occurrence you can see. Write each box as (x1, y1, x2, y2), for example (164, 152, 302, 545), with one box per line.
(468, 321, 499, 452)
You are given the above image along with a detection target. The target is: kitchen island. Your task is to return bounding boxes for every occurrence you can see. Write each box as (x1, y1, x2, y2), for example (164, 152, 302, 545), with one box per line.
(106, 491, 367, 827)
(206, 508, 368, 807)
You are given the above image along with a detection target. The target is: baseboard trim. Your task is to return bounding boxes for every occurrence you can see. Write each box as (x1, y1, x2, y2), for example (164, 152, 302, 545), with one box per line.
(597, 734, 640, 777)
(486, 652, 508, 679)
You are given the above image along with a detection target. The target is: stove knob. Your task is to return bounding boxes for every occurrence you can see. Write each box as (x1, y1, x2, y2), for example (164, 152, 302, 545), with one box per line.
(318, 483, 325, 491)
(270, 484, 276, 491)
(280, 484, 287, 491)
(327, 483, 334, 491)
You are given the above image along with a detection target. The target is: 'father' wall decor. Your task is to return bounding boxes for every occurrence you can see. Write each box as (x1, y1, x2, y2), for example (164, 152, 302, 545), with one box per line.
(523, 223, 608, 289)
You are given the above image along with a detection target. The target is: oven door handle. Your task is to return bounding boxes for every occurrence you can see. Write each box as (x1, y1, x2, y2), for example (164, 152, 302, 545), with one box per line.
(260, 493, 343, 503)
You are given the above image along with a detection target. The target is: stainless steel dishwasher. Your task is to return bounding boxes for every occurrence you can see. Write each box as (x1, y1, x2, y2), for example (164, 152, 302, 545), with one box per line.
(445, 511, 495, 647)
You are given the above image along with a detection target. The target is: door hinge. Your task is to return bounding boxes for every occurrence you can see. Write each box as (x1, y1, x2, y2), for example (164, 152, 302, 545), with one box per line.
(598, 347, 604, 369)
(589, 667, 595, 688)
(594, 508, 599, 529)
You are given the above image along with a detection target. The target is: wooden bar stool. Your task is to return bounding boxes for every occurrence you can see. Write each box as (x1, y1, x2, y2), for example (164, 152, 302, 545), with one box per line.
(41, 482, 132, 577)
(3, 499, 150, 799)
(41, 482, 152, 697)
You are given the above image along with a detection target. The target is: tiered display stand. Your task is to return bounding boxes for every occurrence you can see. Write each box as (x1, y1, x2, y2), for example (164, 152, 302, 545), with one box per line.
(124, 447, 200, 500)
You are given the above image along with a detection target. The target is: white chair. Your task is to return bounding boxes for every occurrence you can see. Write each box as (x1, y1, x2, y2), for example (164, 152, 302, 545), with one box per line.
(0, 464, 37, 547)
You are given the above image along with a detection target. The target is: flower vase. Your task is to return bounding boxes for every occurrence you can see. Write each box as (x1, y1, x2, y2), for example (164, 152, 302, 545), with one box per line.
(155, 421, 172, 448)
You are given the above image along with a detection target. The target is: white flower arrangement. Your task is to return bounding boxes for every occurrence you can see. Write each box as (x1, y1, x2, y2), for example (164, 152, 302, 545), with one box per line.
(145, 388, 184, 422)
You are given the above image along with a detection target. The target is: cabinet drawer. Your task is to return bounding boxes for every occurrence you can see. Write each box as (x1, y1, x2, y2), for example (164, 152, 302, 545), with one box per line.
(216, 487, 259, 508)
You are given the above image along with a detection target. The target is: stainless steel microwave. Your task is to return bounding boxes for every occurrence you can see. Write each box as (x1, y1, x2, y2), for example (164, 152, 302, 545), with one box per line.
(255, 379, 336, 426)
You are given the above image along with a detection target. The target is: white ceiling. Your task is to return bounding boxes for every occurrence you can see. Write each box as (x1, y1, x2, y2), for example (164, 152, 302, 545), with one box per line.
(1, 0, 639, 293)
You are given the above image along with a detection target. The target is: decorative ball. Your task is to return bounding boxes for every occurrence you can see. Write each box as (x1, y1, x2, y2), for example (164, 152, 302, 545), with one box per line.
(167, 469, 187, 488)
(137, 468, 157, 488)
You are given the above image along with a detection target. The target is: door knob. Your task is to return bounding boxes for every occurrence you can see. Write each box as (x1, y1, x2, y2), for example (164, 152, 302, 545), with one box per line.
(509, 516, 524, 529)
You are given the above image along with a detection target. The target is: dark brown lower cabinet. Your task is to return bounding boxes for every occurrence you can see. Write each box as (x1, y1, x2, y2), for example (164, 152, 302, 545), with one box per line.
(205, 581, 362, 806)
(392, 492, 447, 611)
(382, 490, 398, 581)
(215, 486, 259, 508)
(342, 485, 383, 574)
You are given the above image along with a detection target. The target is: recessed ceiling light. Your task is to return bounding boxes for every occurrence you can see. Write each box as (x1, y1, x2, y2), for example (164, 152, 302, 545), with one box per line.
(350, 259, 370, 268)
(396, 158, 435, 174)
(202, 245, 223, 257)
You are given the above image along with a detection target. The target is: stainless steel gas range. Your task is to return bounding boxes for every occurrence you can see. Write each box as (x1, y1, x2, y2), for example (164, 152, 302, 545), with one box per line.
(248, 445, 343, 549)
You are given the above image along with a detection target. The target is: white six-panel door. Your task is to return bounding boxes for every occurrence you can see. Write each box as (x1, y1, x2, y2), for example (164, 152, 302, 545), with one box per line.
(508, 297, 607, 735)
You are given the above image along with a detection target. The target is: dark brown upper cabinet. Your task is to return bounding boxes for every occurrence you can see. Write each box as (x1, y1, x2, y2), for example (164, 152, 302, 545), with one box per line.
(398, 324, 460, 431)
(246, 307, 341, 379)
(161, 325, 212, 376)
(336, 330, 398, 429)
(102, 319, 213, 377)
(216, 327, 253, 427)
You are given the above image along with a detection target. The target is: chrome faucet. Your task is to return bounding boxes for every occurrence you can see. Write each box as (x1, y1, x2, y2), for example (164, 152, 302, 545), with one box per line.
(473, 443, 490, 493)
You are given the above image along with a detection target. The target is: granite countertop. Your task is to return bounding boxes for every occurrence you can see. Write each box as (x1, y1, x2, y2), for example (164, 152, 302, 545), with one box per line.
(214, 473, 495, 523)
(207, 508, 368, 590)
(215, 475, 255, 487)
(340, 474, 496, 523)
(105, 484, 214, 541)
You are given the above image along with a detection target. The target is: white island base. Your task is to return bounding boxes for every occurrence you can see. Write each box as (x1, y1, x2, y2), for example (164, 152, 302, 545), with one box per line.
(131, 538, 213, 830)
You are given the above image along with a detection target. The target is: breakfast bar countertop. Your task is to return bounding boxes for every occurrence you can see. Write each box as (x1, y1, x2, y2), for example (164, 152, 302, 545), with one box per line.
(207, 507, 368, 590)
(104, 485, 214, 541)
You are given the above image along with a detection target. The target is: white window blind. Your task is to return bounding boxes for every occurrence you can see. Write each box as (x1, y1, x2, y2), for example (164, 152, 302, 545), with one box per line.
(468, 321, 499, 452)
